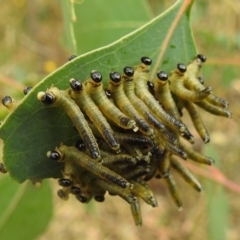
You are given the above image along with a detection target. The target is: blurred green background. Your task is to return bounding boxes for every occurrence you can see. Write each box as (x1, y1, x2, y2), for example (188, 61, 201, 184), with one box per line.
(0, 0, 239, 239)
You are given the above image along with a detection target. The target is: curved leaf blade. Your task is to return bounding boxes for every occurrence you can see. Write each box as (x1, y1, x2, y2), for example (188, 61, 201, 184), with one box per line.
(0, 177, 53, 240)
(0, 0, 196, 182)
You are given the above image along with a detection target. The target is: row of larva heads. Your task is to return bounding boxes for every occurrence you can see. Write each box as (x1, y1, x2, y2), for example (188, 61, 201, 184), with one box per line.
(1, 54, 231, 226)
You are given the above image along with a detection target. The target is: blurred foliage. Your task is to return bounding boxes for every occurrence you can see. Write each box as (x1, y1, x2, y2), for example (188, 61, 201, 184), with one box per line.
(0, 0, 239, 240)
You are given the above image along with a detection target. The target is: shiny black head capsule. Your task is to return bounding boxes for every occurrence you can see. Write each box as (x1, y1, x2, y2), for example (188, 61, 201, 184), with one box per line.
(58, 178, 72, 187)
(39, 92, 55, 104)
(141, 57, 152, 66)
(105, 89, 112, 99)
(75, 140, 86, 151)
(198, 77, 204, 85)
(94, 195, 105, 202)
(197, 54, 206, 62)
(91, 71, 102, 83)
(0, 163, 7, 173)
(123, 66, 134, 77)
(70, 78, 83, 92)
(70, 186, 81, 195)
(68, 55, 77, 61)
(47, 150, 61, 161)
(2, 96, 12, 106)
(76, 195, 88, 203)
(156, 71, 168, 81)
(177, 63, 187, 73)
(109, 72, 121, 83)
(23, 86, 32, 95)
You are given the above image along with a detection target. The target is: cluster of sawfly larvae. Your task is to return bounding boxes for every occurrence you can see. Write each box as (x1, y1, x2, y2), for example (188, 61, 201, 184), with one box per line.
(1, 54, 231, 226)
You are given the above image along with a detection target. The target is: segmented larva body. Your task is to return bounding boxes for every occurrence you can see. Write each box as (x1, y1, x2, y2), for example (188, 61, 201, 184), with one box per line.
(164, 173, 183, 210)
(134, 57, 186, 133)
(169, 63, 213, 102)
(108, 71, 154, 136)
(182, 99, 210, 143)
(170, 157, 202, 192)
(130, 180, 158, 207)
(130, 197, 142, 226)
(37, 87, 100, 160)
(122, 67, 178, 145)
(51, 145, 133, 189)
(86, 71, 137, 131)
(69, 78, 120, 152)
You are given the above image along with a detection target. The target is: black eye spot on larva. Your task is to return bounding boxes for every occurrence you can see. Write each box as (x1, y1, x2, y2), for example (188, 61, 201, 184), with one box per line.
(76, 195, 88, 203)
(141, 57, 152, 66)
(91, 71, 102, 83)
(75, 140, 86, 151)
(94, 195, 105, 202)
(68, 55, 77, 61)
(109, 72, 121, 83)
(177, 63, 187, 73)
(197, 54, 207, 62)
(2, 96, 12, 106)
(156, 71, 168, 81)
(0, 163, 7, 173)
(70, 78, 83, 92)
(70, 186, 81, 195)
(58, 178, 72, 187)
(38, 92, 55, 104)
(47, 150, 61, 161)
(123, 66, 134, 77)
(105, 89, 112, 99)
(23, 86, 32, 95)
(198, 77, 204, 85)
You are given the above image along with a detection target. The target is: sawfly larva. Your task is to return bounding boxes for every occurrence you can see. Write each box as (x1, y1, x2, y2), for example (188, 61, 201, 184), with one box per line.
(37, 87, 100, 159)
(86, 71, 137, 131)
(69, 78, 120, 152)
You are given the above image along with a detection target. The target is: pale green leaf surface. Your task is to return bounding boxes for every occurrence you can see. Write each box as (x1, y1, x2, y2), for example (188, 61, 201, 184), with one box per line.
(0, 0, 196, 182)
(60, 0, 152, 54)
(0, 176, 52, 240)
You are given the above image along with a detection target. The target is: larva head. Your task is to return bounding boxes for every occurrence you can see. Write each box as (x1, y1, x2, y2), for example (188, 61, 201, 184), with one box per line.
(68, 55, 77, 61)
(90, 70, 102, 84)
(47, 150, 62, 161)
(58, 178, 72, 187)
(57, 189, 69, 201)
(109, 72, 122, 85)
(23, 86, 32, 95)
(2, 96, 13, 107)
(70, 78, 83, 93)
(141, 57, 152, 66)
(197, 54, 207, 63)
(37, 92, 55, 105)
(0, 163, 7, 173)
(70, 186, 81, 195)
(75, 140, 86, 151)
(147, 81, 154, 89)
(198, 77, 204, 85)
(76, 195, 88, 203)
(156, 71, 168, 82)
(123, 66, 134, 77)
(105, 89, 112, 99)
(177, 63, 187, 73)
(94, 195, 105, 202)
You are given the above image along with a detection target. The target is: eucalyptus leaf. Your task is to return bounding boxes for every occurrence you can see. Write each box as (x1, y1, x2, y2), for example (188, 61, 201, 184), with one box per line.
(60, 0, 152, 54)
(0, 0, 196, 182)
(0, 176, 52, 240)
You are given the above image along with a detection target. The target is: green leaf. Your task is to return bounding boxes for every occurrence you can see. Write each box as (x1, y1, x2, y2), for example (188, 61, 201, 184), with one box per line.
(0, 176, 53, 240)
(0, 0, 196, 182)
(60, 0, 152, 54)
